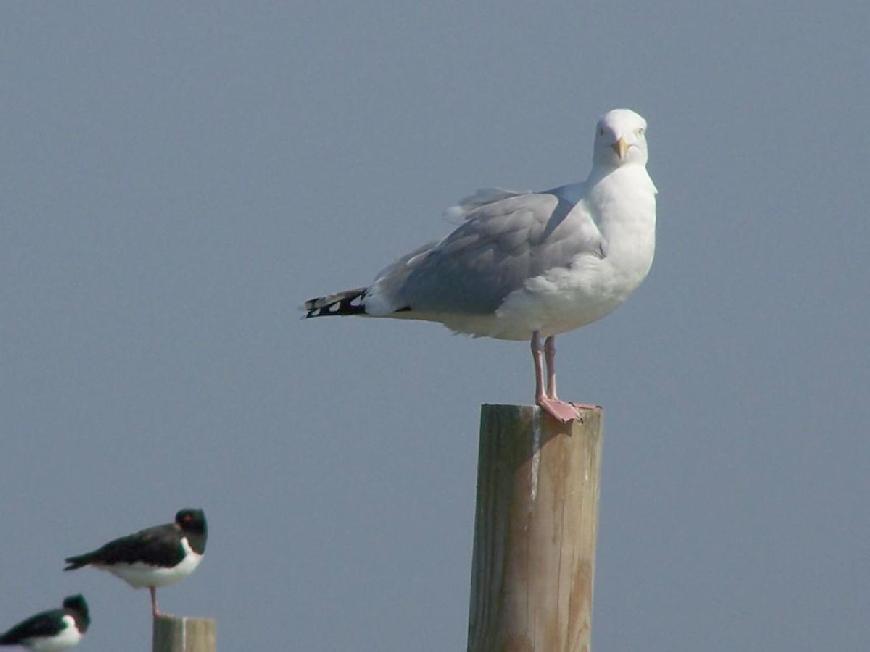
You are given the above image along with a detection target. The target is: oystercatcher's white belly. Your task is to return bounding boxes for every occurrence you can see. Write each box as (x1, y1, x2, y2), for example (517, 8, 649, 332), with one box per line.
(27, 616, 82, 652)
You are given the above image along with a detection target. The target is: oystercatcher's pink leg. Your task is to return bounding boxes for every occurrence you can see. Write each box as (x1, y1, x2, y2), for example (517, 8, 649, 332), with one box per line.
(150, 587, 160, 617)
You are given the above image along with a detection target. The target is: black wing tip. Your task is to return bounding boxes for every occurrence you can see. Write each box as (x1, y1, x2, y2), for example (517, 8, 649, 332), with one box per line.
(303, 288, 368, 318)
(302, 297, 323, 318)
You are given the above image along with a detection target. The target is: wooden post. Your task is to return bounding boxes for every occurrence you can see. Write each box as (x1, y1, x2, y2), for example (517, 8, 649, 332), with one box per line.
(467, 404, 603, 652)
(153, 614, 216, 652)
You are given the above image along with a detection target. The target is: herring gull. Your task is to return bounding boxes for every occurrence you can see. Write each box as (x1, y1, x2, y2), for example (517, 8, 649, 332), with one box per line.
(305, 108, 657, 422)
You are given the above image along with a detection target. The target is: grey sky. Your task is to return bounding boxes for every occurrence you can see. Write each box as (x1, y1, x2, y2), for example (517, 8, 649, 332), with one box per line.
(1, 2, 868, 650)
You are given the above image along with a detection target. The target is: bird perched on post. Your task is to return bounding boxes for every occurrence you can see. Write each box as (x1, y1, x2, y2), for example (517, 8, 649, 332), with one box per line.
(305, 108, 657, 422)
(0, 595, 90, 651)
(64, 508, 207, 617)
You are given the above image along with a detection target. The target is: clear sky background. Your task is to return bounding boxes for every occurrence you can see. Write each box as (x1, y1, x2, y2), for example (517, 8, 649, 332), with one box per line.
(1, 2, 868, 651)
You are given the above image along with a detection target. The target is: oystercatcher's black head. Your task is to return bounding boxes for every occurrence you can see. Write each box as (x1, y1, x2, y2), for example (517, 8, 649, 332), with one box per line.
(175, 508, 207, 554)
(175, 508, 207, 535)
(62, 594, 90, 632)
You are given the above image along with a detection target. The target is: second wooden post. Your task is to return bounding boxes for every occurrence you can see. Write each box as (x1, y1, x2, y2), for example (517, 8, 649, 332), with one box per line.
(467, 404, 603, 652)
(153, 614, 216, 652)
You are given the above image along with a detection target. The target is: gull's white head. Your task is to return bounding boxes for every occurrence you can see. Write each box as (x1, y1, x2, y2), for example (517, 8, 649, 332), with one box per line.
(592, 108, 649, 168)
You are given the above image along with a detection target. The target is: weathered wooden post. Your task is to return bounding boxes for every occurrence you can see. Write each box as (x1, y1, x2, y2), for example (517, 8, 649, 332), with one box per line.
(153, 614, 216, 652)
(467, 404, 603, 652)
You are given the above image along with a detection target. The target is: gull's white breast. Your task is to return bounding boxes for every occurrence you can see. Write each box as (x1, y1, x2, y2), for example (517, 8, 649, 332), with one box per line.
(466, 167, 656, 340)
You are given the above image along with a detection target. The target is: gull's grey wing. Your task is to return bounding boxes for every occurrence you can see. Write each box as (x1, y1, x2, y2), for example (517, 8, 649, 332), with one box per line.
(372, 185, 605, 315)
(443, 187, 528, 221)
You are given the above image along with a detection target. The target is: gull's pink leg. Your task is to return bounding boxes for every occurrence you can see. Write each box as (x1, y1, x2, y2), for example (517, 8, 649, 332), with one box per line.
(532, 332, 579, 423)
(150, 587, 160, 618)
(544, 335, 598, 412)
(544, 335, 558, 399)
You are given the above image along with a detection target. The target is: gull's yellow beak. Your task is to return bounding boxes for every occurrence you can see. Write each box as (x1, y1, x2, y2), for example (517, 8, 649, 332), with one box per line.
(612, 137, 629, 160)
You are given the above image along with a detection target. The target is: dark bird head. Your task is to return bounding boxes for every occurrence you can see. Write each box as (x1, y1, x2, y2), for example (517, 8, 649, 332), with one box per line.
(175, 508, 207, 553)
(62, 594, 90, 632)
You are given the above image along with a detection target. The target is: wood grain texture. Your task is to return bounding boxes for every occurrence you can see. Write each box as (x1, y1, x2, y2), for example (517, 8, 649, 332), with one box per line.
(152, 615, 216, 652)
(467, 404, 603, 652)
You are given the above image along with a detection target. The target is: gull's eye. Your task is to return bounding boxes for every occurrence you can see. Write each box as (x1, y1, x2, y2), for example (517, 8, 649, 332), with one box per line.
(636, 127, 645, 136)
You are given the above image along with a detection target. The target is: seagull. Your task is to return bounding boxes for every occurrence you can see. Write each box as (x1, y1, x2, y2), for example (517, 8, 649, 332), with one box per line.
(305, 108, 656, 422)
(0, 595, 90, 652)
(64, 509, 207, 618)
